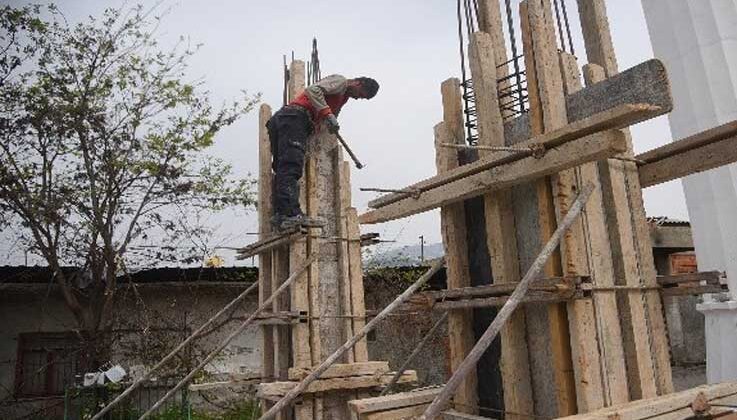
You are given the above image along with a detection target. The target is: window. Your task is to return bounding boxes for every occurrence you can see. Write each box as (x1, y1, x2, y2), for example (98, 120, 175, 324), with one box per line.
(14, 333, 82, 398)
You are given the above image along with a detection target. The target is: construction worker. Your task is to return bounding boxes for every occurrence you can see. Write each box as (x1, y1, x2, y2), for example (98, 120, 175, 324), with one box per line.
(267, 75, 379, 231)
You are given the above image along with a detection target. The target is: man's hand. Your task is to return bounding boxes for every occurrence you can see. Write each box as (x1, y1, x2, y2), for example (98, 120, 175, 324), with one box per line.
(326, 114, 340, 134)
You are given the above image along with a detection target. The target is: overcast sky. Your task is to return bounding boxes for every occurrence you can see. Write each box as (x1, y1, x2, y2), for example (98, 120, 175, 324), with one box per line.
(4, 0, 689, 266)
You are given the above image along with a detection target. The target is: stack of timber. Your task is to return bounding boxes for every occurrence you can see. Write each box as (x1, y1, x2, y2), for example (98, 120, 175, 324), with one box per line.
(348, 387, 443, 420)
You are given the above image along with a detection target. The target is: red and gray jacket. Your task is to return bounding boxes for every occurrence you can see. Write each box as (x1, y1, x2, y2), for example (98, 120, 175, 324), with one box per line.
(289, 74, 350, 125)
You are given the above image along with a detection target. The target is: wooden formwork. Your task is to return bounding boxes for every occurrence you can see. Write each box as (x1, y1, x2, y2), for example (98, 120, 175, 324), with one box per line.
(253, 60, 406, 420)
(352, 0, 737, 419)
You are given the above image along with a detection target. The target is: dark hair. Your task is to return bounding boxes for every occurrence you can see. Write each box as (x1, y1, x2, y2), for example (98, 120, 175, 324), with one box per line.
(355, 77, 379, 99)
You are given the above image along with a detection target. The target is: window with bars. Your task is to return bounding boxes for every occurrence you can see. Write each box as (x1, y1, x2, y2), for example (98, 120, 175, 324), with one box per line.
(14, 333, 82, 398)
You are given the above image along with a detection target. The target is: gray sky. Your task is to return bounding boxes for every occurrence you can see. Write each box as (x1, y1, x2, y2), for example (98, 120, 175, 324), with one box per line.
(4, 0, 689, 266)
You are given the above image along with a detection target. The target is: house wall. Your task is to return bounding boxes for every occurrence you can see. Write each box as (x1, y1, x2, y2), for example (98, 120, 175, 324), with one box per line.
(0, 284, 261, 419)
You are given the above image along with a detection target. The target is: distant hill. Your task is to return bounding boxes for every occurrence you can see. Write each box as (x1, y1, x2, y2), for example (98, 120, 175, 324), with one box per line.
(364, 242, 445, 267)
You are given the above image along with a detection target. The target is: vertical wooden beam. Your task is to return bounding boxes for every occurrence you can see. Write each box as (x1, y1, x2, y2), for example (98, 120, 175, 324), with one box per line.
(576, 0, 619, 77)
(337, 150, 355, 364)
(521, 1, 580, 416)
(559, 53, 630, 409)
(439, 78, 479, 414)
(258, 104, 275, 384)
(469, 31, 535, 420)
(343, 159, 369, 362)
(576, 3, 673, 391)
(287, 59, 317, 420)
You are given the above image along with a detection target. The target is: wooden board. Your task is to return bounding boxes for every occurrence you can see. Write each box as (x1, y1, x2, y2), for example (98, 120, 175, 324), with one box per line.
(559, 52, 630, 410)
(257, 371, 418, 400)
(638, 131, 737, 188)
(348, 388, 442, 414)
(367, 103, 659, 210)
(437, 78, 478, 414)
(557, 382, 737, 420)
(258, 104, 275, 383)
(288, 361, 389, 381)
(360, 130, 627, 225)
(470, 29, 534, 420)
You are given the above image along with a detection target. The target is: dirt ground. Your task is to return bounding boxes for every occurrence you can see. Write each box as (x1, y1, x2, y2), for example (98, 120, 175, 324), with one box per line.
(672, 364, 707, 391)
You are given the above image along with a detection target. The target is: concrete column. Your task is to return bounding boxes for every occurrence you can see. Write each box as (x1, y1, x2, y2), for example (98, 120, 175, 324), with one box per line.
(642, 0, 737, 383)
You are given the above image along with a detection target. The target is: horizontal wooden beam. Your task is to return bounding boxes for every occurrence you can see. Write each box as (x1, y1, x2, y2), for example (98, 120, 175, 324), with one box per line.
(368, 103, 657, 210)
(288, 361, 389, 381)
(657, 271, 723, 287)
(236, 228, 307, 259)
(556, 382, 737, 420)
(360, 130, 627, 224)
(349, 388, 442, 414)
(257, 371, 418, 401)
(638, 120, 737, 188)
(432, 290, 577, 310)
(504, 58, 672, 145)
(418, 276, 581, 302)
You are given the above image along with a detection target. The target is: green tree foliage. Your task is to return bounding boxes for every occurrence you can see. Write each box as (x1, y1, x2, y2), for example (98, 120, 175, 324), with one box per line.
(0, 4, 258, 361)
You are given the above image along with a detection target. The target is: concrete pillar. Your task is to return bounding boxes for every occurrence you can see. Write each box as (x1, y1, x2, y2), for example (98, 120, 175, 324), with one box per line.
(642, 0, 737, 383)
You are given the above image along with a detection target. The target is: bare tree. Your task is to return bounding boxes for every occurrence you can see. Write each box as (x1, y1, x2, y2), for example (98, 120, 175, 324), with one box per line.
(0, 4, 258, 367)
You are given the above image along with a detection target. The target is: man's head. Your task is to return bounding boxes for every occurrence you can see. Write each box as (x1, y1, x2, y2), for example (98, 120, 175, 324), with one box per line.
(347, 77, 379, 99)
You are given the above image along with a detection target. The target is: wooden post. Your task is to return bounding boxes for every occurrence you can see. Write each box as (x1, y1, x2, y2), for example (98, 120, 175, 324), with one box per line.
(438, 78, 479, 414)
(258, 103, 276, 386)
(577, 0, 673, 396)
(468, 30, 534, 420)
(521, 1, 580, 415)
(559, 52, 630, 409)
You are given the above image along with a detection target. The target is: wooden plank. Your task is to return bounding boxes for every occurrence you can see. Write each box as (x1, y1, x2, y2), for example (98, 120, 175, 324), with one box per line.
(367, 102, 658, 210)
(502, 59, 672, 146)
(337, 151, 355, 364)
(349, 388, 442, 414)
(657, 271, 723, 286)
(470, 28, 534, 420)
(576, 0, 618, 77)
(432, 290, 576, 310)
(420, 277, 579, 301)
(559, 51, 630, 409)
(272, 246, 291, 382)
(360, 130, 627, 225)
(236, 227, 308, 259)
(437, 78, 478, 414)
(288, 362, 390, 381)
(526, 2, 579, 414)
(578, 3, 675, 394)
(638, 133, 737, 188)
(257, 371, 418, 400)
(258, 104, 275, 383)
(637, 120, 737, 163)
(347, 207, 370, 362)
(583, 65, 661, 401)
(558, 382, 737, 420)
